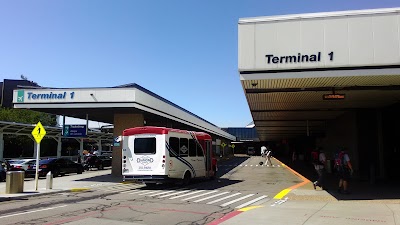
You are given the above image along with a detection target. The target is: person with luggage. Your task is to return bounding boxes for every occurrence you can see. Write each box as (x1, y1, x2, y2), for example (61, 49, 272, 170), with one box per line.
(335, 148, 353, 194)
(311, 147, 327, 190)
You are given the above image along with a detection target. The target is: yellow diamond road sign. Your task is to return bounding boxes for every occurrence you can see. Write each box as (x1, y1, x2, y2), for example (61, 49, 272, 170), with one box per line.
(31, 122, 46, 144)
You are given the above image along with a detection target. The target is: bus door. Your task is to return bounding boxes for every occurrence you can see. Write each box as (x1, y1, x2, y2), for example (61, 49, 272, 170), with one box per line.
(205, 140, 212, 176)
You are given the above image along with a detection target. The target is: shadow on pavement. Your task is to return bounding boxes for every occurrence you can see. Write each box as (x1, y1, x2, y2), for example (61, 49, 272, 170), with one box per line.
(279, 156, 400, 201)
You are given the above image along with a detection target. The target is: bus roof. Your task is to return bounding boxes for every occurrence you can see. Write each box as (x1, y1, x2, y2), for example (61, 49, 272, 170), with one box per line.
(123, 126, 212, 139)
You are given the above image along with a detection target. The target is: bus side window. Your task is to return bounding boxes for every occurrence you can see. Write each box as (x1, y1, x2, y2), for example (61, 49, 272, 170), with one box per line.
(197, 140, 204, 156)
(169, 137, 179, 157)
(180, 138, 189, 157)
(189, 139, 196, 157)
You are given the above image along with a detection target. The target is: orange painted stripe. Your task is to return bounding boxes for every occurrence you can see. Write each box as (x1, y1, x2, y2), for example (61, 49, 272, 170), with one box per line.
(273, 158, 311, 199)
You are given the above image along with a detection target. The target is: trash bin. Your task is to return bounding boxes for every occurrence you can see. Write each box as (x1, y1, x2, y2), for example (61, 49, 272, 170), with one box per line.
(6, 171, 25, 194)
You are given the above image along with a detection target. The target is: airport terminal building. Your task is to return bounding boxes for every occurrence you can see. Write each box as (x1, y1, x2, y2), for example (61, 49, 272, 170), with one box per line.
(4, 7, 400, 183)
(238, 8, 400, 182)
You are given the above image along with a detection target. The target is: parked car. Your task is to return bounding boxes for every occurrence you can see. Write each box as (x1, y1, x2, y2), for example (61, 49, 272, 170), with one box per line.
(9, 159, 36, 171)
(83, 155, 112, 170)
(26, 158, 84, 177)
(0, 163, 5, 181)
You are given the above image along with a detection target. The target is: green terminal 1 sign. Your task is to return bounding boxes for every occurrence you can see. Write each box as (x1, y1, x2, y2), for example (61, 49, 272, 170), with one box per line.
(63, 125, 87, 137)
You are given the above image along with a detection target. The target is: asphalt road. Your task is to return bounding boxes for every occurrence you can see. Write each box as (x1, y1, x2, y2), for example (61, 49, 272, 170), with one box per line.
(0, 156, 301, 225)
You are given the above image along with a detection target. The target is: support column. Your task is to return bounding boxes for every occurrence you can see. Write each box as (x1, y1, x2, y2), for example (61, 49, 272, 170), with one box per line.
(80, 138, 85, 163)
(377, 110, 385, 180)
(0, 132, 4, 161)
(112, 113, 144, 176)
(57, 136, 62, 158)
(97, 139, 102, 155)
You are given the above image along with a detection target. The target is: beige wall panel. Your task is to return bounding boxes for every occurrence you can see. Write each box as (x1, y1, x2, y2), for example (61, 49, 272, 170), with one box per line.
(112, 113, 144, 176)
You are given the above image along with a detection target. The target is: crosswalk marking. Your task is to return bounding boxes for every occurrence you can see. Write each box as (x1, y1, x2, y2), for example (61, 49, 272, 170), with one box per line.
(138, 190, 161, 195)
(120, 189, 143, 194)
(158, 190, 190, 198)
(148, 190, 175, 197)
(169, 190, 205, 199)
(220, 194, 254, 207)
(193, 192, 230, 203)
(206, 193, 241, 204)
(235, 195, 268, 209)
(182, 190, 218, 201)
(91, 183, 271, 209)
(130, 190, 154, 195)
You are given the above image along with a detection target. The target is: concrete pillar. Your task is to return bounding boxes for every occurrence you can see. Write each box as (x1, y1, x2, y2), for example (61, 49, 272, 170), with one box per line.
(0, 132, 4, 161)
(377, 110, 385, 180)
(112, 113, 144, 176)
(79, 139, 84, 156)
(57, 136, 62, 158)
(97, 139, 102, 155)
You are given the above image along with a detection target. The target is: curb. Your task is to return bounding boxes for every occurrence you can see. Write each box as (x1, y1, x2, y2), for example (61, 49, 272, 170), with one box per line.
(0, 188, 89, 202)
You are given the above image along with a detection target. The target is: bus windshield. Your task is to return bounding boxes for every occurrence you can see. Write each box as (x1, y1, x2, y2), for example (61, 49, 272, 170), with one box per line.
(134, 137, 156, 154)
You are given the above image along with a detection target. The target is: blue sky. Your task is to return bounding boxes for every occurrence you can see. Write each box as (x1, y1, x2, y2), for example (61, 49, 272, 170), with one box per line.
(1, 1, 399, 127)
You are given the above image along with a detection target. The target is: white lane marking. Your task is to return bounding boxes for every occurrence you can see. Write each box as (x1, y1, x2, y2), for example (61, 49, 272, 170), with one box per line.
(138, 190, 161, 195)
(120, 189, 142, 194)
(129, 190, 154, 195)
(182, 190, 218, 201)
(206, 193, 241, 204)
(158, 190, 190, 198)
(235, 195, 268, 209)
(193, 192, 230, 203)
(169, 190, 205, 199)
(220, 194, 254, 207)
(148, 190, 175, 197)
(271, 197, 288, 206)
(0, 205, 68, 219)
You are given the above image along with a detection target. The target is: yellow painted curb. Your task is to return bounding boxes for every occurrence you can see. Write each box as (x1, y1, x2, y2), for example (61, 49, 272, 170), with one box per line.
(70, 188, 90, 192)
(274, 188, 291, 199)
(238, 205, 263, 212)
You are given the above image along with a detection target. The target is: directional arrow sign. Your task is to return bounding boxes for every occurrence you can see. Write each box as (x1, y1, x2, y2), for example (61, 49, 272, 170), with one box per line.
(31, 122, 46, 144)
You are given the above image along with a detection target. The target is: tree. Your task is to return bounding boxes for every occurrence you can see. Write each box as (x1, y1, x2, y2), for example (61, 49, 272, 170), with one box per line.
(0, 108, 57, 126)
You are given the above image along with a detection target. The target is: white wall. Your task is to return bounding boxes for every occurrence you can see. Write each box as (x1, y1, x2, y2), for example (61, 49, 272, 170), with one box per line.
(239, 9, 400, 71)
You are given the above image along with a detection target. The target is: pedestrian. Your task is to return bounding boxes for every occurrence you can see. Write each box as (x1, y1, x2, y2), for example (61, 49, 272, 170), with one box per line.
(311, 147, 327, 190)
(335, 148, 353, 194)
(261, 146, 267, 157)
(265, 147, 273, 166)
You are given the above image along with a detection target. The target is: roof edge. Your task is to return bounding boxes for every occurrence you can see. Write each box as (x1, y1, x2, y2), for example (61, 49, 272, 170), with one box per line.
(239, 7, 400, 24)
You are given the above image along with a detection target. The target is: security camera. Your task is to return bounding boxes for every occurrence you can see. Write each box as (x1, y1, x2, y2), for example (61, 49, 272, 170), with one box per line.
(251, 83, 258, 87)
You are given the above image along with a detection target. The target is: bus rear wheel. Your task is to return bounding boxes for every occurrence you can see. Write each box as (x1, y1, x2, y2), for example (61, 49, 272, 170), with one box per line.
(145, 183, 157, 188)
(183, 171, 191, 186)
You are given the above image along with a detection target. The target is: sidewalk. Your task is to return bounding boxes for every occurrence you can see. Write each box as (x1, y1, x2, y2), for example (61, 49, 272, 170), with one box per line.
(1, 160, 400, 225)
(216, 158, 400, 225)
(0, 169, 120, 201)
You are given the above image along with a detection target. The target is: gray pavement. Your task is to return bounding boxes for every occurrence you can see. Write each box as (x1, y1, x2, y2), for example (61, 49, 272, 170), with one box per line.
(1, 162, 400, 225)
(0, 169, 120, 201)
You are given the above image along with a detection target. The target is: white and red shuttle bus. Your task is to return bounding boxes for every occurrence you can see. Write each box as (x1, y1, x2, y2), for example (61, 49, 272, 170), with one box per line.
(122, 126, 217, 185)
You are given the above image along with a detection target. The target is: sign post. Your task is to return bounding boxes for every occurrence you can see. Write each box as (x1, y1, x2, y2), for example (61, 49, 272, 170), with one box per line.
(31, 122, 46, 191)
(229, 144, 236, 155)
(221, 142, 226, 157)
